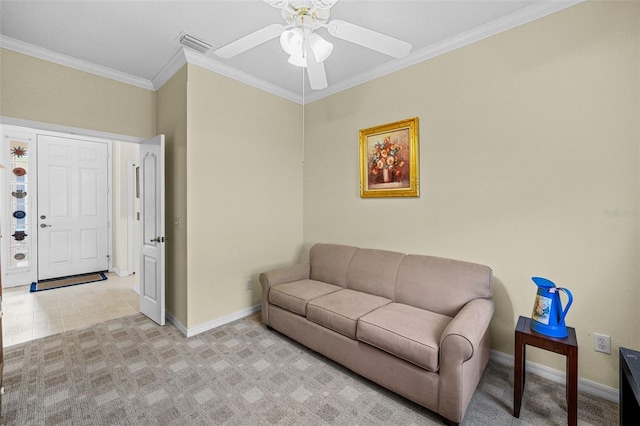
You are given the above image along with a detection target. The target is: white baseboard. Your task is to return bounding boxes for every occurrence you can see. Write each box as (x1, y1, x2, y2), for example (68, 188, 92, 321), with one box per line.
(490, 350, 619, 402)
(165, 304, 262, 338)
(162, 311, 617, 402)
(112, 267, 129, 277)
(165, 311, 188, 336)
(132, 285, 140, 295)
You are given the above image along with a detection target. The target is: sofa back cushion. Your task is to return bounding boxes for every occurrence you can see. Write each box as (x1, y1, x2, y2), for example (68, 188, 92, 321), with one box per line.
(309, 244, 358, 288)
(346, 248, 406, 300)
(395, 255, 493, 317)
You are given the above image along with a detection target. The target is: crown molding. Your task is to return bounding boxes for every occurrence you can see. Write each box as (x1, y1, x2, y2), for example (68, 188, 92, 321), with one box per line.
(186, 49, 304, 105)
(0, 116, 145, 144)
(152, 48, 303, 104)
(0, 35, 155, 91)
(1, 0, 583, 105)
(302, 0, 585, 104)
(152, 48, 189, 90)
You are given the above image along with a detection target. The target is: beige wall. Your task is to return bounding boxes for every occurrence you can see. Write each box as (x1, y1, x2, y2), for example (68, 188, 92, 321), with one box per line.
(0, 49, 156, 139)
(303, 1, 639, 388)
(2, 0, 636, 391)
(185, 64, 303, 328)
(156, 65, 189, 326)
(0, 47, 304, 332)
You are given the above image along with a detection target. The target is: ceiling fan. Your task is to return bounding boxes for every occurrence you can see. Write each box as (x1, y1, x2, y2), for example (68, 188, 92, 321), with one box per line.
(213, 0, 412, 90)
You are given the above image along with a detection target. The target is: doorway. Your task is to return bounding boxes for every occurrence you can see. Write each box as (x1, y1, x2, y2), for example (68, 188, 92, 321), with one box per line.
(1, 126, 141, 288)
(0, 125, 165, 334)
(1, 124, 146, 343)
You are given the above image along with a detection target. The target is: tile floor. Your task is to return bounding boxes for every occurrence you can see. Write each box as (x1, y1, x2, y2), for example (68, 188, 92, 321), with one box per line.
(2, 272, 139, 347)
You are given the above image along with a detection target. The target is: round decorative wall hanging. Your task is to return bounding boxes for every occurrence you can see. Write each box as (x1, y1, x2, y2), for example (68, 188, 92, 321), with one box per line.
(13, 167, 26, 176)
(12, 231, 27, 241)
(13, 210, 26, 219)
(11, 145, 27, 158)
(11, 190, 27, 198)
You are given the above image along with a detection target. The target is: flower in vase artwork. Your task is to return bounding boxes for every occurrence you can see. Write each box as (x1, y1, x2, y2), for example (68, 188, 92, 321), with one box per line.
(368, 129, 410, 187)
(359, 117, 419, 198)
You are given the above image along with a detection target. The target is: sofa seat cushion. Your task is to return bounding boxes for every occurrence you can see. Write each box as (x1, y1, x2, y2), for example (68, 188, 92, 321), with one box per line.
(307, 289, 392, 339)
(269, 280, 343, 316)
(357, 303, 452, 372)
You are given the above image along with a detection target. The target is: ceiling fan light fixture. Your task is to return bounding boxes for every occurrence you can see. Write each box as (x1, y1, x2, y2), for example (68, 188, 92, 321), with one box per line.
(280, 28, 304, 57)
(287, 53, 307, 67)
(308, 32, 333, 62)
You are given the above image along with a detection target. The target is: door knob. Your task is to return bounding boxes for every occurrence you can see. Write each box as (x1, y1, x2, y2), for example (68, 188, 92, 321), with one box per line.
(40, 223, 52, 228)
(150, 237, 161, 243)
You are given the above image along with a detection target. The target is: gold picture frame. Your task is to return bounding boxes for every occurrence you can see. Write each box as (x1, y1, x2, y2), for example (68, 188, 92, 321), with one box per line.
(359, 117, 419, 198)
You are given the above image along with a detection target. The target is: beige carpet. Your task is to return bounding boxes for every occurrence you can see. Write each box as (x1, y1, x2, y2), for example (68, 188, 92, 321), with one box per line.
(2, 313, 618, 425)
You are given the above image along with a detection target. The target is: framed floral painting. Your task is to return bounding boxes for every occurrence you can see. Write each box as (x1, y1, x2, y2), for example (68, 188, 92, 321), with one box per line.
(359, 117, 419, 198)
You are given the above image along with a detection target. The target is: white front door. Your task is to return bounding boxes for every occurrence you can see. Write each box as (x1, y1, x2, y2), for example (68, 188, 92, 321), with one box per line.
(37, 135, 109, 280)
(139, 135, 165, 325)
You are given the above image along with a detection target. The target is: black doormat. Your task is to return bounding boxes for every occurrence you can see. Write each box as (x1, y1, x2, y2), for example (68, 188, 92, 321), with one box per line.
(29, 272, 107, 292)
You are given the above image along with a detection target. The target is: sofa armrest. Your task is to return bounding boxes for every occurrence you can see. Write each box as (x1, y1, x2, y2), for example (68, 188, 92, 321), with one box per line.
(259, 263, 310, 289)
(440, 298, 494, 360)
(438, 298, 494, 423)
(259, 263, 310, 325)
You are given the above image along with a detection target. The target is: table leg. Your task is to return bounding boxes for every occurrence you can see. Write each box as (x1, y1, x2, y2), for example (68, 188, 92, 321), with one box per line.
(566, 345, 578, 426)
(514, 333, 525, 418)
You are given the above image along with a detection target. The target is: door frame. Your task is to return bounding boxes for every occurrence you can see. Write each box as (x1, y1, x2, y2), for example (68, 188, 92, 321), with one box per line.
(127, 160, 137, 277)
(0, 120, 126, 287)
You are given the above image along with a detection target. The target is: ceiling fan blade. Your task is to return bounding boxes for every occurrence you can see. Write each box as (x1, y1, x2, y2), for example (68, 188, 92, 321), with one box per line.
(214, 24, 285, 58)
(327, 20, 411, 59)
(306, 47, 328, 90)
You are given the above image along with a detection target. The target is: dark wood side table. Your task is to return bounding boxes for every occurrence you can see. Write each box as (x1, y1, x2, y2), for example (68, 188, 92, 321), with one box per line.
(513, 315, 578, 426)
(620, 347, 640, 425)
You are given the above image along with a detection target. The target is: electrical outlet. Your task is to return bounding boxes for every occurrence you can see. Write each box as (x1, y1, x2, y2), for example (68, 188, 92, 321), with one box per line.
(245, 279, 252, 291)
(594, 333, 611, 354)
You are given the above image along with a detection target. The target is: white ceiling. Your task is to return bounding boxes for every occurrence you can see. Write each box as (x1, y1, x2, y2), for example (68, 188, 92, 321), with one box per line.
(0, 0, 581, 104)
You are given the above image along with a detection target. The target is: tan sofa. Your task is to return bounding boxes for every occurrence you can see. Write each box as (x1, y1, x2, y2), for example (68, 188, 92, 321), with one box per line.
(259, 243, 494, 425)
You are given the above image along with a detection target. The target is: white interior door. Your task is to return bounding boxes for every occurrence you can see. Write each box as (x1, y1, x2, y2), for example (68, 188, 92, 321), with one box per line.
(139, 135, 165, 325)
(37, 135, 109, 280)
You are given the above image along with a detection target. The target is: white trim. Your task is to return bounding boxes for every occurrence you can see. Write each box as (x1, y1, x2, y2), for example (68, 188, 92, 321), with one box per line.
(151, 48, 189, 91)
(162, 310, 619, 402)
(0, 117, 145, 144)
(152, 48, 304, 103)
(127, 160, 137, 276)
(112, 267, 129, 277)
(184, 50, 303, 105)
(166, 304, 262, 338)
(302, 0, 585, 103)
(165, 311, 188, 336)
(0, 35, 155, 91)
(0, 1, 583, 105)
(490, 350, 619, 402)
(107, 141, 114, 275)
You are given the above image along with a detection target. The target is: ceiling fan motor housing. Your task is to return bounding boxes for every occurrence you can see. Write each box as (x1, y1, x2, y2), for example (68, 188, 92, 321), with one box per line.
(281, 3, 331, 30)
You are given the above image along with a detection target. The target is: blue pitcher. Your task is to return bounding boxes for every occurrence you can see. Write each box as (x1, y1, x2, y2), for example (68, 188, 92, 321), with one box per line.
(530, 277, 573, 338)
